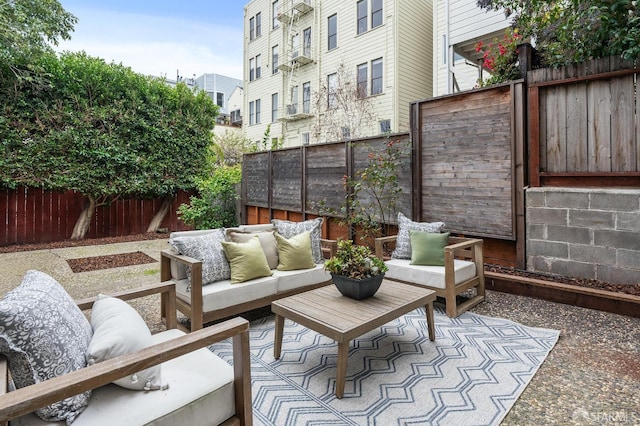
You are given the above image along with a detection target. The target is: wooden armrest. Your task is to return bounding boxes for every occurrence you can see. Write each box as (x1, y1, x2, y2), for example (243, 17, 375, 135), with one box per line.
(76, 282, 177, 330)
(445, 237, 483, 253)
(0, 317, 250, 423)
(161, 249, 202, 269)
(375, 235, 398, 259)
(320, 238, 338, 258)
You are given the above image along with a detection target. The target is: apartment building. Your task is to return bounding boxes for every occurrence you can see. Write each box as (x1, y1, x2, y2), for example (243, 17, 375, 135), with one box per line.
(243, 0, 434, 148)
(433, 0, 510, 95)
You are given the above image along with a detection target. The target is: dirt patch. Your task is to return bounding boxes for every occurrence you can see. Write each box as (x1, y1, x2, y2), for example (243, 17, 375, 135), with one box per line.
(0, 233, 168, 254)
(67, 252, 157, 273)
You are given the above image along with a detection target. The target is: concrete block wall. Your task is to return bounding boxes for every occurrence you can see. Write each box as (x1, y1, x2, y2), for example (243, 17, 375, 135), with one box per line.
(526, 187, 640, 285)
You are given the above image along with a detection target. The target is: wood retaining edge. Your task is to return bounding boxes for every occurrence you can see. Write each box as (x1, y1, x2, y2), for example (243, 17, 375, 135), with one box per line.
(485, 271, 640, 318)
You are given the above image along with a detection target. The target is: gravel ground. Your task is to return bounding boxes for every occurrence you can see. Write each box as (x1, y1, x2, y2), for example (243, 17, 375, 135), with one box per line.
(0, 236, 638, 425)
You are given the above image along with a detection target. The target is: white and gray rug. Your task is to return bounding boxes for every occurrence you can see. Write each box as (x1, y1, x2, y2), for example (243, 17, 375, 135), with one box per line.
(210, 307, 559, 426)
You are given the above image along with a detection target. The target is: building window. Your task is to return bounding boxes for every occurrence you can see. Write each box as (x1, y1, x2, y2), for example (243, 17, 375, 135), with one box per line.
(250, 16, 255, 40)
(327, 14, 337, 50)
(302, 82, 311, 113)
(292, 33, 300, 58)
(357, 63, 368, 98)
(301, 132, 310, 145)
(249, 57, 255, 81)
(255, 99, 261, 123)
(371, 57, 383, 95)
(289, 85, 298, 115)
(216, 92, 224, 108)
(256, 54, 262, 79)
(272, 0, 279, 29)
(341, 127, 351, 140)
(357, 0, 367, 34)
(327, 72, 337, 108)
(249, 101, 255, 125)
(371, 0, 383, 29)
(379, 119, 391, 133)
(256, 12, 262, 37)
(271, 93, 278, 122)
(272, 45, 279, 73)
(303, 27, 312, 57)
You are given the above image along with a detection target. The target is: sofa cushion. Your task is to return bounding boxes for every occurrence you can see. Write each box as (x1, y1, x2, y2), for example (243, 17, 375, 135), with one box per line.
(273, 264, 331, 293)
(275, 231, 315, 271)
(175, 276, 279, 313)
(392, 212, 445, 259)
(0, 270, 92, 424)
(271, 218, 324, 264)
(410, 231, 450, 266)
(384, 258, 477, 289)
(170, 229, 231, 285)
(221, 237, 273, 283)
(14, 329, 235, 426)
(168, 229, 219, 280)
(225, 228, 279, 269)
(87, 295, 164, 391)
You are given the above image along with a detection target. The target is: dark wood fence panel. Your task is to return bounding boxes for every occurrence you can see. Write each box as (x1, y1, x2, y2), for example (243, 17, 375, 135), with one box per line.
(272, 150, 302, 211)
(243, 153, 270, 207)
(415, 84, 520, 240)
(305, 143, 347, 213)
(0, 187, 192, 246)
(528, 56, 639, 186)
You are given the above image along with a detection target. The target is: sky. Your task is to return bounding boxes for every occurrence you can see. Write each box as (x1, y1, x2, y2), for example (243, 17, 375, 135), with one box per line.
(56, 0, 246, 81)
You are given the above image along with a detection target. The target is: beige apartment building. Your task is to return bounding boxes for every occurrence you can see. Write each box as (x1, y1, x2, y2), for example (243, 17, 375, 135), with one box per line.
(243, 0, 433, 148)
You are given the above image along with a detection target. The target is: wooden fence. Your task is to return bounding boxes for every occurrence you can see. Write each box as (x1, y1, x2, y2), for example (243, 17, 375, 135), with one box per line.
(528, 56, 640, 187)
(0, 188, 192, 246)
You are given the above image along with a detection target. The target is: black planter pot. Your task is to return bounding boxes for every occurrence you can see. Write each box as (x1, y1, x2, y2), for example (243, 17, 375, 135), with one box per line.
(331, 273, 385, 300)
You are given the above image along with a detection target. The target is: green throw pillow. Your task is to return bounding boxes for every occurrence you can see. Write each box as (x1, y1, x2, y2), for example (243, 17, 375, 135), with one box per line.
(221, 236, 273, 284)
(409, 231, 450, 266)
(275, 231, 315, 271)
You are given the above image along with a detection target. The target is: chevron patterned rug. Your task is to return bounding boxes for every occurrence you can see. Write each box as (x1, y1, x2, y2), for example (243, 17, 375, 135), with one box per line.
(210, 307, 559, 426)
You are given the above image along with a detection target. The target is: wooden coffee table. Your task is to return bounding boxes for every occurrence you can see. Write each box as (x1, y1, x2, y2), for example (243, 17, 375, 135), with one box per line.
(272, 279, 436, 398)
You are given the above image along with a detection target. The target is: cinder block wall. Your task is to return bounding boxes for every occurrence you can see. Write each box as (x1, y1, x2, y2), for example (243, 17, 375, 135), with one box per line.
(526, 187, 640, 284)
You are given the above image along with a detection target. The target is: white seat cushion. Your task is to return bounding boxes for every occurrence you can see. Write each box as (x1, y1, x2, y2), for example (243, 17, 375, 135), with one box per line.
(273, 264, 331, 292)
(13, 329, 235, 426)
(384, 258, 477, 289)
(175, 275, 278, 312)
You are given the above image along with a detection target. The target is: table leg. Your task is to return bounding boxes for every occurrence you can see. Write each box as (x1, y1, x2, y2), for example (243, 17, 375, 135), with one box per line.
(274, 314, 284, 359)
(425, 302, 435, 341)
(335, 342, 349, 398)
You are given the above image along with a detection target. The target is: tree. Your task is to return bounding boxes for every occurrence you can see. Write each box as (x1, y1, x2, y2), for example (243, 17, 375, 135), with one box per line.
(477, 0, 640, 67)
(312, 63, 378, 143)
(0, 0, 76, 82)
(0, 51, 219, 239)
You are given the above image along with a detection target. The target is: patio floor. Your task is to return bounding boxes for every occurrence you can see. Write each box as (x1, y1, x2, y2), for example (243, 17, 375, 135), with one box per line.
(0, 239, 638, 425)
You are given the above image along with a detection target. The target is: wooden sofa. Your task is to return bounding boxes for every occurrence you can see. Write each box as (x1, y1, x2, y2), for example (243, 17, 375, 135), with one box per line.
(161, 225, 337, 331)
(375, 235, 485, 317)
(0, 283, 252, 426)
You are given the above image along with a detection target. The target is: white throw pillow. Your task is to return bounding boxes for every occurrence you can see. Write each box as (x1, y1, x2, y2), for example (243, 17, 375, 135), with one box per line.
(87, 295, 166, 391)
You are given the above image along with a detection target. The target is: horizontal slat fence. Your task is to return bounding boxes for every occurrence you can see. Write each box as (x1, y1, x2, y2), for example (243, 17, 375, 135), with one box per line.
(0, 188, 193, 246)
(528, 56, 640, 186)
(242, 134, 412, 240)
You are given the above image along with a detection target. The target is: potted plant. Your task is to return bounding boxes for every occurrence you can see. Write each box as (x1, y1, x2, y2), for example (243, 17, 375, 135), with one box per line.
(324, 239, 388, 300)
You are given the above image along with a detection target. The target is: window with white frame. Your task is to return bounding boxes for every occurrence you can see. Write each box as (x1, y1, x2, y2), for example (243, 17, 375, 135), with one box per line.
(256, 12, 262, 37)
(272, 45, 279, 74)
(271, 93, 278, 122)
(303, 27, 311, 57)
(256, 54, 261, 79)
(249, 101, 255, 125)
(357, 0, 383, 34)
(216, 92, 224, 108)
(302, 82, 311, 113)
(272, 1, 279, 29)
(301, 132, 310, 145)
(292, 33, 300, 58)
(249, 57, 255, 81)
(341, 127, 351, 140)
(327, 14, 337, 50)
(255, 99, 261, 123)
(357, 0, 367, 34)
(357, 63, 367, 98)
(250, 16, 255, 40)
(289, 85, 298, 115)
(327, 72, 337, 108)
(371, 57, 383, 95)
(379, 119, 391, 133)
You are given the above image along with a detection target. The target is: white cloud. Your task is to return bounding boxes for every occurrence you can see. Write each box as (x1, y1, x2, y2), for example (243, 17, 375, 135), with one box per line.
(56, 7, 243, 80)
